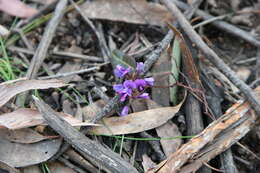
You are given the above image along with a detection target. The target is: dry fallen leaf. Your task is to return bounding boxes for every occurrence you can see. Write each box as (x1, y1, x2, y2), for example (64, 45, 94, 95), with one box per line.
(0, 128, 56, 144)
(80, 0, 174, 26)
(147, 100, 182, 157)
(82, 99, 108, 120)
(90, 103, 183, 135)
(142, 154, 157, 172)
(48, 162, 77, 173)
(0, 79, 67, 107)
(0, 108, 99, 129)
(156, 121, 182, 156)
(0, 161, 20, 173)
(151, 49, 171, 107)
(0, 0, 37, 18)
(20, 165, 41, 173)
(0, 138, 62, 167)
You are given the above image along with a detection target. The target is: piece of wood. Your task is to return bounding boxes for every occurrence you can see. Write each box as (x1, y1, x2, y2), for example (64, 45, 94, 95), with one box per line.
(33, 96, 138, 173)
(148, 88, 260, 172)
(201, 68, 238, 173)
(26, 0, 68, 79)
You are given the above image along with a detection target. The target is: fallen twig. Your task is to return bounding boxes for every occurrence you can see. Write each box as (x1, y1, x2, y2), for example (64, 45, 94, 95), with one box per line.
(64, 149, 99, 173)
(162, 0, 260, 118)
(173, 0, 260, 47)
(69, 0, 110, 62)
(143, 0, 202, 74)
(33, 96, 138, 173)
(58, 157, 86, 173)
(16, 0, 59, 28)
(26, 0, 68, 79)
(52, 50, 103, 62)
(38, 63, 107, 80)
(149, 88, 259, 172)
(201, 67, 238, 173)
(250, 78, 260, 89)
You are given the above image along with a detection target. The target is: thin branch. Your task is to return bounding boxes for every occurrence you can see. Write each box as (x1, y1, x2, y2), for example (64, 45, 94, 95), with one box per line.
(69, 0, 110, 62)
(38, 63, 107, 80)
(173, 0, 260, 47)
(162, 0, 260, 117)
(26, 0, 68, 79)
(52, 50, 103, 62)
(33, 96, 138, 173)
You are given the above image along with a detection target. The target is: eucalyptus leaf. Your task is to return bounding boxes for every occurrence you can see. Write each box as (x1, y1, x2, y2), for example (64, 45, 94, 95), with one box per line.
(170, 38, 181, 105)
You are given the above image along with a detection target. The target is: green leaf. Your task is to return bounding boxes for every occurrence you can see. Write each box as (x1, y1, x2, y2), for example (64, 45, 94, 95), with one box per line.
(170, 38, 181, 105)
(111, 49, 136, 70)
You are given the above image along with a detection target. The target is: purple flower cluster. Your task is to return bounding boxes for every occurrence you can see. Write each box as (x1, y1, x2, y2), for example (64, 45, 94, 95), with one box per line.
(113, 62, 154, 116)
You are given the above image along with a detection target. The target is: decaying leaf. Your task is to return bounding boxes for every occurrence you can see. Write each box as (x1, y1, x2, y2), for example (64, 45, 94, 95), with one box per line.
(167, 23, 200, 83)
(0, 108, 99, 129)
(20, 165, 41, 173)
(82, 99, 108, 120)
(0, 0, 37, 18)
(151, 49, 171, 107)
(48, 162, 77, 173)
(0, 79, 67, 107)
(90, 103, 183, 135)
(111, 49, 136, 71)
(0, 161, 20, 173)
(156, 121, 182, 156)
(0, 128, 55, 144)
(0, 138, 62, 167)
(142, 154, 156, 172)
(57, 45, 83, 83)
(80, 0, 174, 26)
(147, 100, 182, 157)
(149, 47, 183, 156)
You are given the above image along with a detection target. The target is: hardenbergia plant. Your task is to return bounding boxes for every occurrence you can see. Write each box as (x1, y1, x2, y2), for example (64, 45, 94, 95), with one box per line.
(113, 62, 154, 116)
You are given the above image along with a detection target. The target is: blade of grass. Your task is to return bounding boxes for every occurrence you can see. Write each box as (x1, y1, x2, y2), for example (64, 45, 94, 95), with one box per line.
(94, 134, 194, 141)
(119, 135, 124, 156)
(0, 36, 16, 80)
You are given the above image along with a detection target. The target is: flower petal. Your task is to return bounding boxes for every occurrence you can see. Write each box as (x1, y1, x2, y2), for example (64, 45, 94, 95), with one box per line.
(134, 79, 147, 90)
(120, 106, 129, 116)
(120, 93, 128, 102)
(123, 80, 137, 89)
(137, 93, 150, 99)
(114, 65, 131, 78)
(0, 0, 37, 18)
(136, 62, 144, 73)
(144, 77, 154, 86)
(113, 84, 124, 92)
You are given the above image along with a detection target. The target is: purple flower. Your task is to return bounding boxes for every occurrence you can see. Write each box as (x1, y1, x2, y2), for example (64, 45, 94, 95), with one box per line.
(118, 88, 132, 102)
(114, 65, 131, 78)
(113, 80, 137, 102)
(134, 79, 147, 91)
(123, 80, 137, 89)
(120, 93, 129, 102)
(113, 62, 155, 116)
(137, 93, 150, 99)
(113, 84, 124, 92)
(113, 84, 130, 101)
(136, 62, 144, 74)
(120, 106, 129, 116)
(144, 77, 154, 86)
